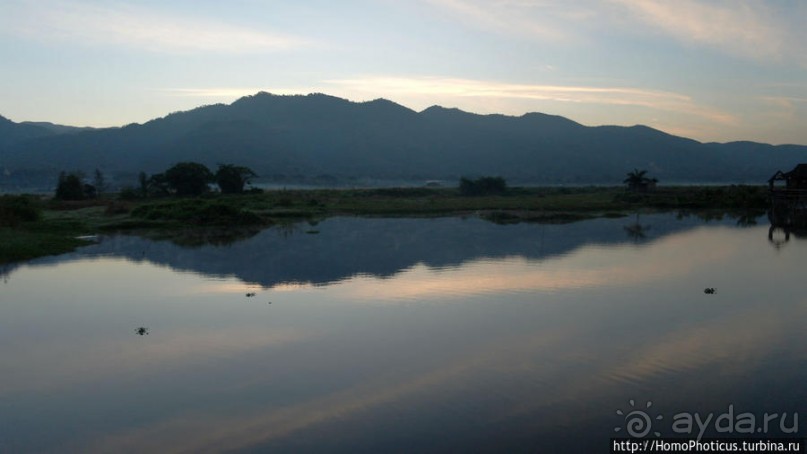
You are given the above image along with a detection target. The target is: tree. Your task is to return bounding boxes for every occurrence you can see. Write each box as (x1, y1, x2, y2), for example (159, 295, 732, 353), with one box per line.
(147, 172, 170, 196)
(164, 162, 214, 196)
(623, 169, 657, 192)
(459, 176, 508, 196)
(138, 171, 149, 197)
(215, 164, 257, 194)
(93, 168, 107, 197)
(55, 171, 86, 200)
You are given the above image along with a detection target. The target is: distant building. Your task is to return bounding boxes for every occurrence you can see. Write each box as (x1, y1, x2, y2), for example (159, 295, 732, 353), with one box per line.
(768, 164, 807, 232)
(768, 164, 807, 192)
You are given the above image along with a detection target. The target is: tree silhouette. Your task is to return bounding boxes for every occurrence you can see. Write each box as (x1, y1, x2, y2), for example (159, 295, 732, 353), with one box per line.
(55, 171, 86, 200)
(164, 162, 213, 196)
(93, 168, 107, 196)
(459, 176, 507, 196)
(138, 171, 149, 197)
(623, 169, 657, 192)
(216, 164, 257, 194)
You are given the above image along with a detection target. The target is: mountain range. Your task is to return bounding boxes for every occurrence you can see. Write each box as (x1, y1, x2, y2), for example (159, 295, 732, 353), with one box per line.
(1, 92, 805, 189)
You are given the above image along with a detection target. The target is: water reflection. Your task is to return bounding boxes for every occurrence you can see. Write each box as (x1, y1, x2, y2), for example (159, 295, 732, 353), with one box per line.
(1, 213, 806, 453)
(2, 212, 757, 288)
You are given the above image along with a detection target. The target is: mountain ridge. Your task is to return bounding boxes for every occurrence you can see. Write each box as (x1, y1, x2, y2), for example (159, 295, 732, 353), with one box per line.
(1, 92, 805, 187)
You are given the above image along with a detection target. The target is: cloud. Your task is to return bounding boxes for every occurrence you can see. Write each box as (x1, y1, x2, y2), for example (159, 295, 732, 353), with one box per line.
(1, 0, 309, 54)
(158, 76, 739, 141)
(609, 0, 801, 64)
(0, 326, 313, 396)
(420, 0, 594, 42)
(324, 76, 737, 125)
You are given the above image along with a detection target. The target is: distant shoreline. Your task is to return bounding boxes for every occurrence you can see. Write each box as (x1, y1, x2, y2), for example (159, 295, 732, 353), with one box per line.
(0, 185, 769, 264)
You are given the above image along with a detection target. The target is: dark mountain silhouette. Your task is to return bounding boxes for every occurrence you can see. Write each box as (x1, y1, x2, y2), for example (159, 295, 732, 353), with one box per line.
(0, 115, 58, 149)
(1, 92, 805, 186)
(20, 121, 93, 135)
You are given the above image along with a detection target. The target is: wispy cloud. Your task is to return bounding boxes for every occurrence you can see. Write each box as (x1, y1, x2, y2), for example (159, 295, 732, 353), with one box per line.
(1, 0, 309, 54)
(609, 0, 801, 64)
(158, 76, 738, 140)
(324, 76, 737, 125)
(420, 0, 594, 42)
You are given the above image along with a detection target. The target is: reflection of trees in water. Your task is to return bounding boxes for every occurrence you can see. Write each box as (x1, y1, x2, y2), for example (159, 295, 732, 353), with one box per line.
(675, 209, 765, 225)
(141, 226, 264, 248)
(624, 212, 651, 243)
(271, 219, 322, 240)
(625, 209, 764, 243)
(1, 264, 11, 284)
(6, 212, 776, 288)
(735, 213, 759, 227)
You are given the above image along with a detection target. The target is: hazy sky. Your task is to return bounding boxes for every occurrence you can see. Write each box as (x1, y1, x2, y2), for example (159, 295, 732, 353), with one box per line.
(1, 0, 806, 144)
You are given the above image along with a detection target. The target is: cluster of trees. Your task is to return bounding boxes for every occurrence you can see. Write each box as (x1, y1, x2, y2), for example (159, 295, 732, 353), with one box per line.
(145, 162, 257, 196)
(54, 169, 107, 201)
(55, 162, 258, 200)
(459, 176, 508, 196)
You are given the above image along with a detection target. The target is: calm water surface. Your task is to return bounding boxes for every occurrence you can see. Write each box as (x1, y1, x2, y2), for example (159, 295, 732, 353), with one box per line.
(1, 214, 805, 453)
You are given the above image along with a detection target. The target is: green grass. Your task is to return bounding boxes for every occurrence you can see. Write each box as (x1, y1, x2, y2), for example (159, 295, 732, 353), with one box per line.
(0, 185, 770, 264)
(0, 220, 91, 263)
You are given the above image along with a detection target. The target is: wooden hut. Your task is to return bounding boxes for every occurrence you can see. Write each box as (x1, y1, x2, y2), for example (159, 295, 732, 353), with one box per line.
(768, 164, 807, 230)
(769, 164, 807, 193)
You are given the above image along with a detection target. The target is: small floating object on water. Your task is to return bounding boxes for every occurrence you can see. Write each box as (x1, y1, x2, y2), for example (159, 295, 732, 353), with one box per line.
(246, 292, 256, 297)
(704, 287, 716, 294)
(135, 326, 149, 336)
(75, 234, 100, 242)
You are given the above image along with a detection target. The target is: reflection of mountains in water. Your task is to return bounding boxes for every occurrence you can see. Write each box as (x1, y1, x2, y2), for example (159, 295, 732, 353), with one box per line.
(15, 214, 750, 288)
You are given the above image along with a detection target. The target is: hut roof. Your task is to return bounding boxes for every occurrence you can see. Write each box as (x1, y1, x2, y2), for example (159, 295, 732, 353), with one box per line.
(785, 164, 807, 178)
(769, 164, 807, 183)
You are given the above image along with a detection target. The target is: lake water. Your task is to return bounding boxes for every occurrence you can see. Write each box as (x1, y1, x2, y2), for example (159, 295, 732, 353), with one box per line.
(1, 213, 805, 453)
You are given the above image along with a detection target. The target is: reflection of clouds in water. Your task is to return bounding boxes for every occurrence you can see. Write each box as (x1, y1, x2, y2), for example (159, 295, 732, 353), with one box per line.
(91, 227, 797, 451)
(92, 327, 573, 453)
(0, 328, 314, 396)
(91, 300, 803, 453)
(322, 228, 744, 303)
(2, 219, 803, 452)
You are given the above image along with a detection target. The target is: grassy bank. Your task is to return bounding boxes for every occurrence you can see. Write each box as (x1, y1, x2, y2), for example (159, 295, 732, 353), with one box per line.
(0, 185, 769, 264)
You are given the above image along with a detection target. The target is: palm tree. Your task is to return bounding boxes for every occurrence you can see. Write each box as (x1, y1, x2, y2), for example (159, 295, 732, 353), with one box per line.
(623, 169, 656, 192)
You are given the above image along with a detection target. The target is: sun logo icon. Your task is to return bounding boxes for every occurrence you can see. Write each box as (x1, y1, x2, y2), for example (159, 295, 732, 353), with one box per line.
(615, 400, 663, 438)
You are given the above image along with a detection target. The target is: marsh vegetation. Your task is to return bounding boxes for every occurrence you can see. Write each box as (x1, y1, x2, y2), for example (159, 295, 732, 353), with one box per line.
(0, 184, 769, 263)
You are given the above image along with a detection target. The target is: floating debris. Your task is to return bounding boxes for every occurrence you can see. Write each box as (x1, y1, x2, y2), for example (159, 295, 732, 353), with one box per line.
(135, 327, 149, 336)
(704, 288, 716, 294)
(246, 292, 256, 297)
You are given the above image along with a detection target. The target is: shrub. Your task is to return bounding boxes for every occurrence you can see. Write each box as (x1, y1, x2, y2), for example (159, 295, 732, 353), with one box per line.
(118, 186, 142, 200)
(459, 176, 508, 196)
(0, 195, 42, 227)
(55, 172, 86, 200)
(131, 200, 262, 225)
